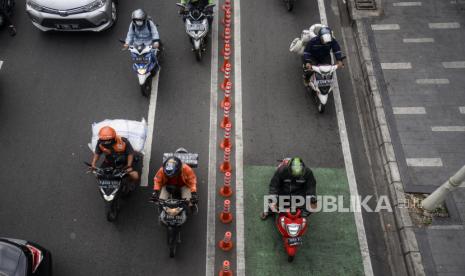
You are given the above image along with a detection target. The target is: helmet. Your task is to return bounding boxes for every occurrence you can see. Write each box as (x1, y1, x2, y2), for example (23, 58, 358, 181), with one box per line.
(131, 9, 147, 28)
(289, 157, 305, 178)
(98, 126, 117, 148)
(319, 27, 332, 44)
(163, 157, 182, 178)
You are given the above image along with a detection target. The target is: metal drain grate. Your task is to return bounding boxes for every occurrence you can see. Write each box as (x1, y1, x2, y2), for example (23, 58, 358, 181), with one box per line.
(355, 0, 377, 10)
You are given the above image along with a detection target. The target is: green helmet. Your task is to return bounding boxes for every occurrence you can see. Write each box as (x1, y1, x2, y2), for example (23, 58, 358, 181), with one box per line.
(289, 157, 305, 178)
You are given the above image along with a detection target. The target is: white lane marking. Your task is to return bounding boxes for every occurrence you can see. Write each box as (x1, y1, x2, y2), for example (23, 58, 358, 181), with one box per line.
(141, 71, 160, 187)
(393, 1, 422, 6)
(206, 3, 219, 276)
(381, 62, 412, 70)
(0, 60, 3, 70)
(442, 61, 465, 68)
(460, 107, 465, 114)
(234, 0, 245, 274)
(393, 107, 426, 114)
(428, 22, 460, 29)
(403, 38, 434, 43)
(431, 126, 465, 132)
(318, 0, 374, 275)
(430, 225, 464, 230)
(416, 78, 450, 84)
(406, 158, 443, 167)
(371, 24, 400, 31)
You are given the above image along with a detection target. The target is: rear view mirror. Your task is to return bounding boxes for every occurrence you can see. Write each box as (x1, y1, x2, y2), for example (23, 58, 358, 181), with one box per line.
(176, 3, 186, 8)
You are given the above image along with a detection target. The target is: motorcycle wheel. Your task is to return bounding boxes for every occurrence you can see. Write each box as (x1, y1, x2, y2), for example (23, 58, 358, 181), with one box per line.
(140, 79, 152, 97)
(195, 49, 202, 61)
(318, 103, 326, 113)
(286, 0, 294, 11)
(288, 255, 294, 262)
(167, 228, 178, 258)
(106, 200, 118, 222)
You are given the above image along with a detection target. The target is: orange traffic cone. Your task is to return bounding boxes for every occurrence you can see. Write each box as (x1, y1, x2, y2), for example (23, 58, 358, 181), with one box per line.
(222, 0, 232, 11)
(220, 171, 233, 197)
(219, 260, 233, 276)
(220, 147, 232, 173)
(220, 123, 232, 149)
(219, 231, 233, 251)
(219, 199, 233, 224)
(220, 102, 231, 129)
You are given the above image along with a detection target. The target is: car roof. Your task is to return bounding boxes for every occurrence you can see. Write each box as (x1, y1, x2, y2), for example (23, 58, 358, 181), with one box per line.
(0, 241, 27, 276)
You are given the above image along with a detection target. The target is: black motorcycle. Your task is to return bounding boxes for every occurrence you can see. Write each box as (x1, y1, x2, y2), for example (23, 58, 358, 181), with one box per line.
(0, 0, 16, 36)
(85, 162, 130, 222)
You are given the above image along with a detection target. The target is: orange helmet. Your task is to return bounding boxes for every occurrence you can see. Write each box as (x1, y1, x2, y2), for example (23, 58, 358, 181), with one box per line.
(98, 126, 116, 141)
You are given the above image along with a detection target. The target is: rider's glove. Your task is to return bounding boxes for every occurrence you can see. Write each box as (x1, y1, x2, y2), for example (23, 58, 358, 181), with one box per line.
(190, 192, 199, 204)
(150, 190, 160, 202)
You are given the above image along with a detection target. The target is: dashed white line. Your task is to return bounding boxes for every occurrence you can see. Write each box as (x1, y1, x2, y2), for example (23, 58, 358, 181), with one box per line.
(416, 78, 450, 84)
(140, 71, 160, 187)
(460, 107, 465, 114)
(403, 38, 434, 43)
(428, 22, 460, 29)
(393, 1, 422, 6)
(371, 24, 400, 31)
(442, 61, 465, 69)
(431, 126, 465, 132)
(0, 60, 3, 70)
(393, 107, 426, 114)
(206, 3, 219, 276)
(381, 62, 412, 70)
(406, 158, 443, 167)
(318, 0, 374, 275)
(234, 0, 245, 274)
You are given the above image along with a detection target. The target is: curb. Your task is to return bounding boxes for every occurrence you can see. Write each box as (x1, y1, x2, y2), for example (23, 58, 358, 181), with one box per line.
(346, 1, 426, 275)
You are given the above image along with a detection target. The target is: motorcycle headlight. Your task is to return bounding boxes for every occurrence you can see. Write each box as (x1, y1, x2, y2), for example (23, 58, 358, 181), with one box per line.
(103, 194, 115, 201)
(137, 68, 147, 75)
(286, 223, 301, 237)
(83, 0, 107, 12)
(166, 207, 182, 217)
(280, 217, 286, 229)
(27, 1, 45, 11)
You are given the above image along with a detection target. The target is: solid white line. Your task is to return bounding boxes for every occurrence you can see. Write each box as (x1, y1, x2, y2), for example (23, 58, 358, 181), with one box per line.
(381, 62, 412, 70)
(393, 107, 426, 114)
(206, 3, 219, 276)
(460, 107, 465, 114)
(431, 126, 465, 132)
(403, 38, 434, 43)
(428, 22, 460, 29)
(234, 0, 245, 274)
(140, 71, 160, 187)
(442, 61, 465, 68)
(317, 0, 374, 275)
(371, 24, 400, 31)
(430, 225, 464, 230)
(393, 1, 422, 6)
(0, 61, 3, 70)
(416, 78, 450, 84)
(406, 158, 443, 167)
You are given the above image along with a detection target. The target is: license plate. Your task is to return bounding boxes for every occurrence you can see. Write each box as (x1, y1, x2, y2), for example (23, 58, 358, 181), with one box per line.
(55, 24, 79, 30)
(316, 79, 332, 86)
(187, 24, 205, 31)
(287, 237, 303, 246)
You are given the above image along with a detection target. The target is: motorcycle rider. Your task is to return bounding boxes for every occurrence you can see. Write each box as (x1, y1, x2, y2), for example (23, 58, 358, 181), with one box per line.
(151, 156, 199, 205)
(90, 126, 140, 188)
(303, 24, 344, 86)
(261, 157, 317, 220)
(123, 9, 160, 53)
(0, 0, 16, 36)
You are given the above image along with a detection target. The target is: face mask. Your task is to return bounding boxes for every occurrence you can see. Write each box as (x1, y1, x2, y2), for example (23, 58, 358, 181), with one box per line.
(135, 20, 144, 27)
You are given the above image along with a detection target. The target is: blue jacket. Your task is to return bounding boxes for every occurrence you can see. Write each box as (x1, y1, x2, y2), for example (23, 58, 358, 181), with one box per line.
(303, 36, 344, 63)
(125, 21, 159, 46)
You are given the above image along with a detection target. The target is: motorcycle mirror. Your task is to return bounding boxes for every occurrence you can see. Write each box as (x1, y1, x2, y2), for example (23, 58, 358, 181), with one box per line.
(118, 39, 125, 44)
(175, 3, 186, 8)
(205, 4, 216, 9)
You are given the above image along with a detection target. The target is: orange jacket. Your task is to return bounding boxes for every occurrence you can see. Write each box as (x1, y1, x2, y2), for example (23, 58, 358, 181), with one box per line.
(153, 164, 197, 192)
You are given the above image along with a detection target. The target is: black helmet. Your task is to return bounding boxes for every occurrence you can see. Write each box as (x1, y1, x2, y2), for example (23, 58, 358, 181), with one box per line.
(319, 27, 332, 44)
(131, 9, 147, 28)
(163, 157, 182, 178)
(288, 157, 305, 178)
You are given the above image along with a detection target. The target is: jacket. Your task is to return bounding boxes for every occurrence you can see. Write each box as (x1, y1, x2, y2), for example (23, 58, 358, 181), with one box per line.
(125, 20, 159, 46)
(303, 36, 344, 63)
(269, 166, 316, 199)
(153, 164, 197, 192)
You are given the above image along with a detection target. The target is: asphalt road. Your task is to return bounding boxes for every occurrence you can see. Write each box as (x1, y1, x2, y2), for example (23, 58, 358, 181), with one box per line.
(0, 0, 396, 275)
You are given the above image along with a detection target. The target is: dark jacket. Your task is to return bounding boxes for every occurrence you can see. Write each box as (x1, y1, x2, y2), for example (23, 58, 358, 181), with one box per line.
(269, 166, 317, 199)
(303, 36, 344, 63)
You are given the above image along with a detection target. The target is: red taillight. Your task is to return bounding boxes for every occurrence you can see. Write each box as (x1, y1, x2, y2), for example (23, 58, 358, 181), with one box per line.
(26, 244, 43, 273)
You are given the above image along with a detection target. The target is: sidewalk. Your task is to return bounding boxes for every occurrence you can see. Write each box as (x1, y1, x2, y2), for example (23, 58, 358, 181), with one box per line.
(349, 0, 465, 275)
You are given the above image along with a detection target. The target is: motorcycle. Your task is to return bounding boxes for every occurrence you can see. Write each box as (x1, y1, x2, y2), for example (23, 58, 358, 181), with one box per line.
(121, 41, 160, 97)
(0, 0, 16, 36)
(284, 0, 295, 11)
(152, 147, 199, 258)
(85, 161, 131, 222)
(276, 208, 309, 262)
(176, 3, 215, 61)
(305, 64, 338, 113)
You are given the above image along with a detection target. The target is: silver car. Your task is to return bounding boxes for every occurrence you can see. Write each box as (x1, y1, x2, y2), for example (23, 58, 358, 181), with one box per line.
(26, 0, 117, 32)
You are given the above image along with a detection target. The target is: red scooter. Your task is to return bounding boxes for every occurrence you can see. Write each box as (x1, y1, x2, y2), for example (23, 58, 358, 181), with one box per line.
(276, 208, 309, 262)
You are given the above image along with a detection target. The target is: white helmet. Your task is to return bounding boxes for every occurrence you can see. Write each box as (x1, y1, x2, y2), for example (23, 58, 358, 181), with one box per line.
(319, 27, 332, 44)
